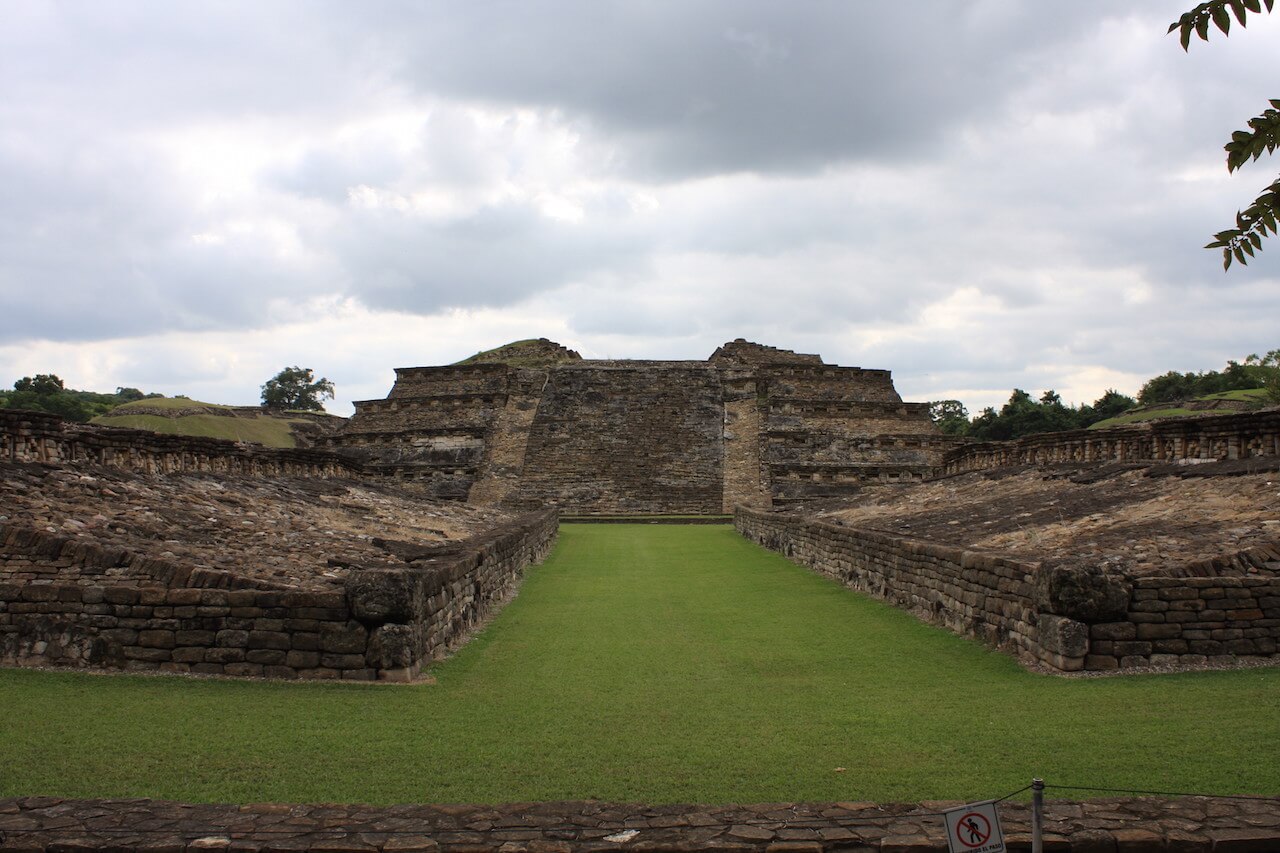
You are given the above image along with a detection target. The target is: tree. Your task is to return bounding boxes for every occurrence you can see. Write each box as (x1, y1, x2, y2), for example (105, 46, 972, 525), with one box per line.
(115, 386, 146, 402)
(928, 399, 970, 435)
(14, 374, 65, 395)
(260, 366, 335, 411)
(1170, 1, 1279, 268)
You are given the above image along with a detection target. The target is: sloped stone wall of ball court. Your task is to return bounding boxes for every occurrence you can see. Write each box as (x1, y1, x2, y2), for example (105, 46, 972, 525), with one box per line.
(0, 409, 558, 681)
(739, 408, 1280, 673)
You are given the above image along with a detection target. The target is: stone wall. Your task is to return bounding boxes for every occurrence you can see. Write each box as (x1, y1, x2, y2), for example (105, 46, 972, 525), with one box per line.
(0, 409, 360, 479)
(0, 509, 558, 681)
(735, 507, 1280, 672)
(513, 365, 726, 514)
(942, 409, 1280, 475)
(331, 340, 945, 513)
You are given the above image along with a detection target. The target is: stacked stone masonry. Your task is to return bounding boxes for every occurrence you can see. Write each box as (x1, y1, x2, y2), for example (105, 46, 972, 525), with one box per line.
(735, 508, 1280, 672)
(331, 339, 945, 513)
(0, 510, 557, 681)
(4, 794, 1279, 852)
(943, 408, 1280, 475)
(0, 409, 360, 479)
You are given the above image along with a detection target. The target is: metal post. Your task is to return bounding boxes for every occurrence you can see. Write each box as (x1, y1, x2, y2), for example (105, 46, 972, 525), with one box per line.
(1031, 777, 1045, 853)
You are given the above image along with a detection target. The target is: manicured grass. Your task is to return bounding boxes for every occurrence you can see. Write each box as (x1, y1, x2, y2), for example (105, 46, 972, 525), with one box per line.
(1, 525, 1277, 804)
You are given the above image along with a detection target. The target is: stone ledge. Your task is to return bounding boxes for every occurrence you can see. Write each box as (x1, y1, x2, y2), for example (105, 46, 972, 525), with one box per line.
(0, 795, 1276, 851)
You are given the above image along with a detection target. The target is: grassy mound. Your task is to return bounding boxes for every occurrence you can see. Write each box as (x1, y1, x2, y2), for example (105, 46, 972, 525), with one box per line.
(1089, 388, 1273, 430)
(1, 525, 1275, 804)
(455, 337, 582, 368)
(91, 398, 343, 448)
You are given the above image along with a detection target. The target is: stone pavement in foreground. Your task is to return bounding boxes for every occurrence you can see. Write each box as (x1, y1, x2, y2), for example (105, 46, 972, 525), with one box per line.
(2, 795, 1280, 851)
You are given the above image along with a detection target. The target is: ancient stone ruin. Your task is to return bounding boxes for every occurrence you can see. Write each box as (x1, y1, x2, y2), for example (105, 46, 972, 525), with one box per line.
(327, 338, 948, 513)
(2, 337, 1279, 680)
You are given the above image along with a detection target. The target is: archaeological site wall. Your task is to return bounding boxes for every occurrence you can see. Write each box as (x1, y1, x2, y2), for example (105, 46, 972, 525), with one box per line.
(0, 409, 558, 681)
(736, 508, 1280, 673)
(1, 409, 360, 478)
(942, 409, 1280, 475)
(330, 339, 946, 513)
(0, 509, 557, 681)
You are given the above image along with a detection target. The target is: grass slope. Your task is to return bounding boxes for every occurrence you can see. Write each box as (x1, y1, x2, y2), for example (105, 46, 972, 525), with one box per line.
(91, 399, 313, 448)
(1, 525, 1277, 804)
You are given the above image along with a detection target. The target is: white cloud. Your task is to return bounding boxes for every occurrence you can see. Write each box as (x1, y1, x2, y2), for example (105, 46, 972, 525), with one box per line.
(1, 1, 1278, 422)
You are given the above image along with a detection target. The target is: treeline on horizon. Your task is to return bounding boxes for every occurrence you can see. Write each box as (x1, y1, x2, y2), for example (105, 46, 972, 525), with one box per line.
(931, 349, 1280, 441)
(0, 374, 164, 423)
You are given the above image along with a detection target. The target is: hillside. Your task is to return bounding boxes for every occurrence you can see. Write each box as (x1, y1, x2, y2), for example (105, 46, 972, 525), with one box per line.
(90, 397, 346, 448)
(1089, 388, 1273, 429)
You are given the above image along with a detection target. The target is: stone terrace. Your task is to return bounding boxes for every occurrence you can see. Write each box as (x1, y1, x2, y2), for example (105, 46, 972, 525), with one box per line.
(818, 462, 1280, 577)
(0, 461, 510, 591)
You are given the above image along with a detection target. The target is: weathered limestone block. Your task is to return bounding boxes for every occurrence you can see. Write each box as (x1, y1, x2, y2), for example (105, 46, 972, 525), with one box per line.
(366, 623, 419, 669)
(1037, 614, 1089, 658)
(346, 569, 422, 625)
(1035, 565, 1131, 623)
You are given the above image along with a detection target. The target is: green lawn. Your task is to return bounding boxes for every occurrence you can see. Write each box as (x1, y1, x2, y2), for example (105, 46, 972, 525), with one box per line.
(1, 524, 1277, 804)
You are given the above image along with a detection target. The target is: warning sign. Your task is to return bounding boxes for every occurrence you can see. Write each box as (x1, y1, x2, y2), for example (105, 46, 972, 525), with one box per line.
(943, 800, 1005, 853)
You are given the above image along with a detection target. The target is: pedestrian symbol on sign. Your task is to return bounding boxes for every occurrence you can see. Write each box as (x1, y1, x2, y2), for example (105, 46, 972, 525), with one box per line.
(943, 801, 1005, 853)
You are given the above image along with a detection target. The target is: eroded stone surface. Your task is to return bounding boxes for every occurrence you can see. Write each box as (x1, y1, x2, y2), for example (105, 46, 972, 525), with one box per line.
(818, 465, 1280, 577)
(0, 796, 1275, 851)
(0, 462, 511, 590)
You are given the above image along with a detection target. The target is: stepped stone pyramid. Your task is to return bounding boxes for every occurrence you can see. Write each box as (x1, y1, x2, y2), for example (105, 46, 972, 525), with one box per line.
(327, 338, 947, 513)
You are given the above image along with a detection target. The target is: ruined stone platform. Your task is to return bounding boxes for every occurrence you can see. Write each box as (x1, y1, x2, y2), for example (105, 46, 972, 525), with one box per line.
(2, 795, 1279, 851)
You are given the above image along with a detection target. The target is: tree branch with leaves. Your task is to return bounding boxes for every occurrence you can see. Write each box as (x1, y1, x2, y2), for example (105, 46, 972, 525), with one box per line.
(1170, 0, 1278, 268)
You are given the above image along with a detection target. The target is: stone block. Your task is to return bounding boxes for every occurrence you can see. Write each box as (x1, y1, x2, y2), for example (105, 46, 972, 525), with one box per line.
(1084, 654, 1118, 670)
(366, 623, 420, 669)
(1090, 622, 1136, 641)
(166, 588, 202, 605)
(1035, 565, 1131, 622)
(123, 646, 170, 662)
(246, 649, 287, 665)
(223, 662, 263, 677)
(292, 631, 321, 651)
(205, 647, 245, 664)
(137, 629, 175, 649)
(215, 629, 249, 648)
(175, 630, 216, 646)
(321, 622, 368, 654)
(1037, 614, 1089, 658)
(247, 630, 290, 650)
(346, 569, 422, 625)
(171, 647, 206, 663)
(286, 650, 321, 669)
(1136, 623, 1182, 640)
(321, 653, 367, 669)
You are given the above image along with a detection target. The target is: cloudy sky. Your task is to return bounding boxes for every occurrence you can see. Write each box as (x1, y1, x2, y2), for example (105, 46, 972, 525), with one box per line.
(2, 1, 1277, 416)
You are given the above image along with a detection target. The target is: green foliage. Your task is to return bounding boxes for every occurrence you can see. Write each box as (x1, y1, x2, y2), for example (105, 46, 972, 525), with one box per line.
(946, 389, 1136, 440)
(1, 525, 1277, 803)
(928, 399, 970, 435)
(0, 374, 152, 423)
(260, 366, 334, 411)
(1170, 1, 1279, 268)
(1137, 351, 1278, 403)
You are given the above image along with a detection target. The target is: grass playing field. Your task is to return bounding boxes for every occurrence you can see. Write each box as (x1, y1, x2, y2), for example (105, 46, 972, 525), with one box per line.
(1, 524, 1276, 804)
